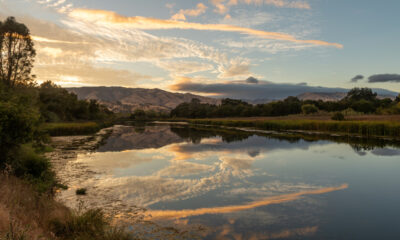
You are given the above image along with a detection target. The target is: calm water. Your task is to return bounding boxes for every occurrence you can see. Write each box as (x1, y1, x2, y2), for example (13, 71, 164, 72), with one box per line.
(66, 123, 400, 239)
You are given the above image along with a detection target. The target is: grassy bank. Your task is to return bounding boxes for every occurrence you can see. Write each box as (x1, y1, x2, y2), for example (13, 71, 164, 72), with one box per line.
(43, 122, 104, 136)
(0, 175, 132, 240)
(187, 119, 400, 139)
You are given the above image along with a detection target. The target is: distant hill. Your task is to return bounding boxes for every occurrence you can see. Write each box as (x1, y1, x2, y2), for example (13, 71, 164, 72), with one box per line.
(297, 92, 396, 101)
(67, 87, 220, 113)
(297, 92, 347, 101)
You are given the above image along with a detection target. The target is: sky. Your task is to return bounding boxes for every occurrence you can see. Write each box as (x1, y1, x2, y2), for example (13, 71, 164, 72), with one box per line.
(1, 0, 399, 98)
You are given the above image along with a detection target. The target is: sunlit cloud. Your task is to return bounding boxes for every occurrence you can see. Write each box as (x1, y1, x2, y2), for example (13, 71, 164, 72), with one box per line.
(147, 184, 348, 220)
(68, 8, 343, 48)
(32, 35, 85, 44)
(171, 3, 208, 21)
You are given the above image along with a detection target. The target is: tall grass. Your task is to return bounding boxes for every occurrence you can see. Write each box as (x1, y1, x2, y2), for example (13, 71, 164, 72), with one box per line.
(188, 119, 400, 138)
(0, 175, 133, 240)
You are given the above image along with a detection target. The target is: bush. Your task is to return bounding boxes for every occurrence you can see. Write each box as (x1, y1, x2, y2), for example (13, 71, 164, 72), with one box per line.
(0, 100, 40, 165)
(50, 208, 132, 240)
(10, 144, 57, 193)
(331, 112, 345, 121)
(301, 104, 319, 115)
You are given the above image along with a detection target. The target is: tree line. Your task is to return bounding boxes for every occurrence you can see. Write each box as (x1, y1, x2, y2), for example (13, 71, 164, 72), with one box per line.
(170, 88, 400, 118)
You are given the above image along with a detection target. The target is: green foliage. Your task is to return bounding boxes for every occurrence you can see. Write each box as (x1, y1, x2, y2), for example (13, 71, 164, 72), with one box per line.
(331, 112, 345, 121)
(39, 81, 113, 122)
(188, 119, 400, 138)
(350, 99, 376, 113)
(345, 88, 377, 102)
(4, 144, 56, 193)
(0, 17, 36, 88)
(171, 88, 398, 118)
(0, 98, 40, 166)
(302, 104, 319, 114)
(50, 208, 132, 240)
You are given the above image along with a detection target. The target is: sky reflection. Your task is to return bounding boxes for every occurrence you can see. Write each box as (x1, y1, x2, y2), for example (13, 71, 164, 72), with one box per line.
(56, 124, 400, 239)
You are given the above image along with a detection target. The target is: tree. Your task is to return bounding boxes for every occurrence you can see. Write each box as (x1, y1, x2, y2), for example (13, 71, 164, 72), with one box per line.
(302, 104, 319, 114)
(345, 88, 377, 102)
(0, 17, 36, 88)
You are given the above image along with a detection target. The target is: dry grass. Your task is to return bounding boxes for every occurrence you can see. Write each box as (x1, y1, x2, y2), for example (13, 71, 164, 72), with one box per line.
(0, 174, 69, 240)
(0, 174, 134, 240)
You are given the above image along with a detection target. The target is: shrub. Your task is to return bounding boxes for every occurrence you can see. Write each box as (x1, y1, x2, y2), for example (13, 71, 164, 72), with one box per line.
(50, 208, 132, 240)
(301, 104, 319, 115)
(331, 112, 345, 121)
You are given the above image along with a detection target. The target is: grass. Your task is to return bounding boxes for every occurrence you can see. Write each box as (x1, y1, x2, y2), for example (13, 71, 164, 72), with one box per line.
(0, 175, 133, 240)
(187, 119, 400, 139)
(43, 122, 101, 136)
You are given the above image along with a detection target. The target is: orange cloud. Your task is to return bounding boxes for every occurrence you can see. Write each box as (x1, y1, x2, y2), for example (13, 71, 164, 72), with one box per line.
(146, 183, 348, 220)
(69, 8, 343, 48)
(171, 3, 208, 21)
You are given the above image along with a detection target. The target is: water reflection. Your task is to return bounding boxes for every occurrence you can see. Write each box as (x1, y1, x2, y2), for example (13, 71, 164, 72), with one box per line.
(57, 124, 400, 239)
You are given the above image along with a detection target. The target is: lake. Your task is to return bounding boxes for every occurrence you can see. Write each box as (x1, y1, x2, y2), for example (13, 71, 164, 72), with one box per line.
(56, 123, 400, 239)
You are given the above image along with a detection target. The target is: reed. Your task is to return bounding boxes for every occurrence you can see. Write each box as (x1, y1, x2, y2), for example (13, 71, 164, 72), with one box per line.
(188, 119, 400, 138)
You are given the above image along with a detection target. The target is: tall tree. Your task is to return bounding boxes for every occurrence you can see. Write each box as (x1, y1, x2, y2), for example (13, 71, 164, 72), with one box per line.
(0, 17, 36, 88)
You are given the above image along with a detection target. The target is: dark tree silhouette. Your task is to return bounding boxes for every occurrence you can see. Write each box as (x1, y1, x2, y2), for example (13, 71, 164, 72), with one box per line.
(0, 17, 36, 88)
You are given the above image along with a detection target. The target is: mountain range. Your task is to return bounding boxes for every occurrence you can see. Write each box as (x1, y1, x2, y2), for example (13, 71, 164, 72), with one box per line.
(67, 86, 398, 113)
(67, 87, 220, 112)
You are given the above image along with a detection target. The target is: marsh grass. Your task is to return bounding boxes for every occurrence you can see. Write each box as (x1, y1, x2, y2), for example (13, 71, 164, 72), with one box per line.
(188, 119, 400, 138)
(49, 205, 132, 240)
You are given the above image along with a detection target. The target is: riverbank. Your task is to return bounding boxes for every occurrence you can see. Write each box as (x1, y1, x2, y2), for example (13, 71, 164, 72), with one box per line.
(184, 117, 400, 139)
(43, 121, 113, 136)
(0, 126, 134, 240)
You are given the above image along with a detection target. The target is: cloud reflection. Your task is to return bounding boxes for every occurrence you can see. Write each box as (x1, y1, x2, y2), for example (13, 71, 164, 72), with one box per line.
(147, 184, 348, 220)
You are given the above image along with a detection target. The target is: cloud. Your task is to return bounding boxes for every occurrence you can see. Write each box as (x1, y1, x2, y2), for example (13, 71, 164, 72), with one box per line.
(33, 64, 152, 87)
(170, 78, 399, 100)
(17, 14, 226, 85)
(68, 8, 343, 48)
(350, 74, 364, 82)
(218, 59, 252, 78)
(171, 3, 207, 21)
(246, 76, 259, 84)
(170, 78, 345, 99)
(210, 0, 310, 16)
(147, 184, 348, 220)
(368, 74, 400, 83)
(156, 60, 214, 76)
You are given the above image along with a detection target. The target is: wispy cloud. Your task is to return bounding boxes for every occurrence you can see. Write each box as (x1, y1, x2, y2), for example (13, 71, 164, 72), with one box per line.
(171, 3, 207, 21)
(147, 184, 348, 220)
(210, 0, 310, 17)
(68, 8, 343, 48)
